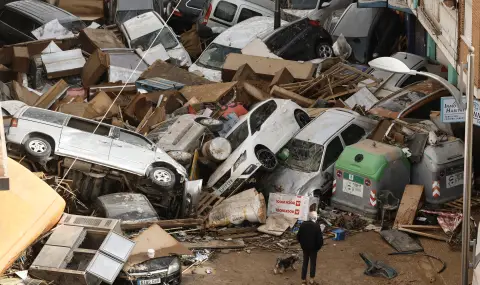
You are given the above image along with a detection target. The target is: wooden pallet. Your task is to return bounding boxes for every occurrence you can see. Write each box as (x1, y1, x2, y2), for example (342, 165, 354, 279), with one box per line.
(197, 192, 225, 220)
(445, 196, 480, 210)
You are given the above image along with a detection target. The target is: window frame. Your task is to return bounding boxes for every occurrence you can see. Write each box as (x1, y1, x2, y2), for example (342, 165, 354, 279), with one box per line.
(116, 129, 154, 149)
(248, 100, 278, 134)
(321, 136, 344, 171)
(237, 7, 262, 23)
(213, 1, 238, 23)
(66, 117, 112, 137)
(340, 124, 366, 146)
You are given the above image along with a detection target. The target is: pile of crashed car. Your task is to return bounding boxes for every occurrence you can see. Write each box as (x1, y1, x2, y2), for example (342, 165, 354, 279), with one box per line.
(0, 0, 470, 284)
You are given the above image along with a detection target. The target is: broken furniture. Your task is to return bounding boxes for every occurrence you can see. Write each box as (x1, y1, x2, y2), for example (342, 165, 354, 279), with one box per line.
(29, 214, 135, 285)
(332, 140, 411, 219)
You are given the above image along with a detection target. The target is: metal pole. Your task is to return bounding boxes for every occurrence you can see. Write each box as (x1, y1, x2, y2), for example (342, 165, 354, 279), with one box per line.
(461, 50, 475, 285)
(274, 0, 280, 29)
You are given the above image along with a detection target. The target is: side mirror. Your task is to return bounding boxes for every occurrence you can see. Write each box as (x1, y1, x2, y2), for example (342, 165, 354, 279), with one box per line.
(321, 1, 331, 8)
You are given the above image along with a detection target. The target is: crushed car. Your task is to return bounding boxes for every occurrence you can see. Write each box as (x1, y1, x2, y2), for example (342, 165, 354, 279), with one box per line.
(207, 98, 310, 196)
(262, 108, 377, 198)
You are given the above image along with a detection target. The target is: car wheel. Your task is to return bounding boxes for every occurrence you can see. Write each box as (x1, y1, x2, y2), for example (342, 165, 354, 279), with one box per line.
(149, 167, 176, 190)
(255, 148, 277, 171)
(199, 118, 224, 132)
(294, 110, 310, 127)
(24, 137, 51, 160)
(316, 42, 334, 59)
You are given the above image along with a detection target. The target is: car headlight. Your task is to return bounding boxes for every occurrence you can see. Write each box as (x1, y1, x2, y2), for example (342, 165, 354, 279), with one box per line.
(167, 258, 180, 275)
(233, 151, 247, 172)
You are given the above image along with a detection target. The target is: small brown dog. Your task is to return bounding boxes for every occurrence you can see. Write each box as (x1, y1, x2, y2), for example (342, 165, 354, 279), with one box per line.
(274, 254, 299, 274)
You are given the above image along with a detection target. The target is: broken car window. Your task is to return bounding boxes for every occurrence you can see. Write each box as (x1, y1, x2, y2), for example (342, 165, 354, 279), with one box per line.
(226, 120, 249, 152)
(214, 1, 237, 22)
(130, 28, 178, 50)
(322, 137, 343, 171)
(196, 43, 241, 70)
(264, 19, 308, 54)
(23, 108, 68, 125)
(118, 130, 152, 148)
(341, 124, 366, 146)
(376, 91, 427, 113)
(249, 100, 277, 133)
(66, 117, 111, 136)
(237, 8, 262, 23)
(283, 139, 324, 172)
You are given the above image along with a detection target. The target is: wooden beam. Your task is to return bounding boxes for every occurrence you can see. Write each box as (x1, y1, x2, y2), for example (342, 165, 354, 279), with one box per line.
(394, 185, 424, 229)
(270, 86, 314, 107)
(120, 218, 204, 230)
(398, 227, 449, 242)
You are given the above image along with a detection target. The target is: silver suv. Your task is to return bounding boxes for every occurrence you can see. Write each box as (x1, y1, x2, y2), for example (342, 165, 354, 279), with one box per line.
(6, 106, 187, 190)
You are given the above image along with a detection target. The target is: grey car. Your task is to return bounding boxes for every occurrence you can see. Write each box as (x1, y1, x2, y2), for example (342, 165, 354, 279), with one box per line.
(6, 106, 187, 190)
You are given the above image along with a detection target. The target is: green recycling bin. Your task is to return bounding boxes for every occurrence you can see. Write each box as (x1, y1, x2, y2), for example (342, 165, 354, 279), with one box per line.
(332, 139, 411, 218)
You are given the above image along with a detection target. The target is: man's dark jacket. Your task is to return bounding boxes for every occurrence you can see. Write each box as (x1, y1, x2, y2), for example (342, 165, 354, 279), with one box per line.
(297, 220, 324, 251)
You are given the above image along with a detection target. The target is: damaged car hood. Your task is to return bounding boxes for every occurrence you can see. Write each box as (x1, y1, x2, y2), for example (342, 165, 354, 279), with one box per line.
(265, 165, 320, 196)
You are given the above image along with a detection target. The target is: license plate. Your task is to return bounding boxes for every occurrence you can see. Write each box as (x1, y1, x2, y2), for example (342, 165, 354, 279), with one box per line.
(343, 180, 364, 197)
(446, 172, 463, 188)
(217, 178, 233, 194)
(138, 278, 162, 285)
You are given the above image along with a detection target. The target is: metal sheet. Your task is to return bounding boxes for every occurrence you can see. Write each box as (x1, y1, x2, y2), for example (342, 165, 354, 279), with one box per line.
(41, 49, 85, 77)
(99, 231, 135, 262)
(86, 252, 124, 284)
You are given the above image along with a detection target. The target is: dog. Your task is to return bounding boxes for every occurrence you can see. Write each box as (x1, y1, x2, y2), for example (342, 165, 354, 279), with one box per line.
(274, 254, 299, 274)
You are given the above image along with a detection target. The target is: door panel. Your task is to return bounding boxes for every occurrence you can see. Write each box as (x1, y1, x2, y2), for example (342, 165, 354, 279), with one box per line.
(109, 129, 155, 175)
(58, 117, 112, 163)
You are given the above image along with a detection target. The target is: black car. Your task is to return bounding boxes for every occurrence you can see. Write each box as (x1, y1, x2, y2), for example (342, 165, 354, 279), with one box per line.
(328, 3, 404, 64)
(160, 0, 212, 33)
(262, 17, 334, 61)
(0, 0, 85, 44)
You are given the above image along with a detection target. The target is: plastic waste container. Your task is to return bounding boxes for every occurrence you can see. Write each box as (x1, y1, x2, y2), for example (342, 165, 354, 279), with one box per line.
(332, 140, 410, 218)
(411, 138, 464, 205)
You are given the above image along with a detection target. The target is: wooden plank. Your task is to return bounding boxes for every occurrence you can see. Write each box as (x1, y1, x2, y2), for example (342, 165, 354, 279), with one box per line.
(399, 225, 442, 230)
(182, 239, 245, 249)
(243, 82, 271, 101)
(121, 218, 203, 231)
(270, 86, 314, 107)
(393, 185, 424, 229)
(197, 195, 220, 214)
(34, 79, 68, 109)
(398, 227, 449, 242)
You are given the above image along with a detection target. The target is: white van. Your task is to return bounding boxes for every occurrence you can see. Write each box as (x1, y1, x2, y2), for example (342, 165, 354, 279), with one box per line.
(189, 16, 286, 81)
(206, 0, 274, 34)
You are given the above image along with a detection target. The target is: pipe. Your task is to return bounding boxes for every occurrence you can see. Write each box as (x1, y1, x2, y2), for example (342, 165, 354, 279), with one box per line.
(461, 49, 475, 285)
(274, 0, 280, 29)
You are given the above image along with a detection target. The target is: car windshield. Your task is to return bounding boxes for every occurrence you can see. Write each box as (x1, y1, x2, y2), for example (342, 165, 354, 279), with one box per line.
(226, 120, 249, 152)
(282, 0, 318, 10)
(283, 139, 324, 172)
(376, 91, 428, 112)
(131, 28, 178, 50)
(196, 43, 242, 70)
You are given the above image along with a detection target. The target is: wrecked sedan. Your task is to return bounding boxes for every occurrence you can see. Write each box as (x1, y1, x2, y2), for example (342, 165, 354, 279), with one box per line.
(0, 0, 86, 44)
(120, 11, 192, 67)
(368, 79, 446, 120)
(263, 108, 377, 198)
(207, 99, 310, 196)
(147, 114, 223, 153)
(6, 106, 188, 190)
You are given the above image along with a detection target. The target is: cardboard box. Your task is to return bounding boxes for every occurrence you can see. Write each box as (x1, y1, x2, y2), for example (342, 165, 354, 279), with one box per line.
(140, 60, 211, 85)
(80, 29, 125, 54)
(12, 47, 30, 73)
(57, 0, 103, 21)
(41, 49, 85, 79)
(35, 80, 69, 109)
(82, 49, 110, 87)
(222, 53, 315, 82)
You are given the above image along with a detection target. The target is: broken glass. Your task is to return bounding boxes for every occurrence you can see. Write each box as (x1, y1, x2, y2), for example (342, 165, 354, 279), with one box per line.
(283, 139, 324, 172)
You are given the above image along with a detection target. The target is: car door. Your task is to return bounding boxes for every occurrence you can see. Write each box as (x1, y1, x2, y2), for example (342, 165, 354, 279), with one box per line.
(319, 136, 344, 184)
(248, 100, 283, 151)
(0, 9, 38, 44)
(340, 123, 366, 147)
(109, 128, 156, 175)
(58, 117, 113, 163)
(208, 0, 238, 29)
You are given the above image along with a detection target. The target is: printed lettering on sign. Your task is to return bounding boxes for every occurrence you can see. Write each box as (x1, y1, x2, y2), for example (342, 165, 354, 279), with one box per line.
(268, 193, 316, 220)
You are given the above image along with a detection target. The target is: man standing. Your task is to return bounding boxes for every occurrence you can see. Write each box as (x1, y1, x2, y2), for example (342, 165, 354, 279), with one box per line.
(297, 211, 323, 285)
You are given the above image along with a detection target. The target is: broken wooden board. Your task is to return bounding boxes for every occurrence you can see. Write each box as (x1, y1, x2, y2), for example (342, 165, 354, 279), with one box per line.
(445, 196, 480, 210)
(243, 82, 270, 101)
(34, 80, 69, 109)
(270, 86, 314, 107)
(140, 60, 211, 85)
(121, 218, 204, 231)
(398, 226, 449, 242)
(393, 185, 424, 229)
(179, 82, 237, 104)
(182, 239, 245, 250)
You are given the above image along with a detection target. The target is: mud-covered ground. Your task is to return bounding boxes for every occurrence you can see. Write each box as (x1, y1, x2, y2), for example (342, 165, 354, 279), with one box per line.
(183, 231, 464, 285)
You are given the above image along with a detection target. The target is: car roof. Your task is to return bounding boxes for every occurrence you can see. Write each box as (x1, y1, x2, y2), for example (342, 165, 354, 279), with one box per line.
(117, 0, 153, 11)
(213, 16, 286, 48)
(295, 108, 357, 144)
(6, 0, 79, 24)
(332, 4, 382, 38)
(123, 11, 163, 40)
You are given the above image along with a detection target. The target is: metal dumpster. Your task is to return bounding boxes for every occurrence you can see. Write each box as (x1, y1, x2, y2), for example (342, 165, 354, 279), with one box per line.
(411, 138, 464, 205)
(332, 139, 410, 218)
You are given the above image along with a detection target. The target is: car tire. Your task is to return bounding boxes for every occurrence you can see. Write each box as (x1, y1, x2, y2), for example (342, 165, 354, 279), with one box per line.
(149, 166, 176, 190)
(199, 118, 224, 132)
(294, 110, 310, 127)
(255, 147, 277, 172)
(316, 42, 334, 59)
(24, 137, 52, 160)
